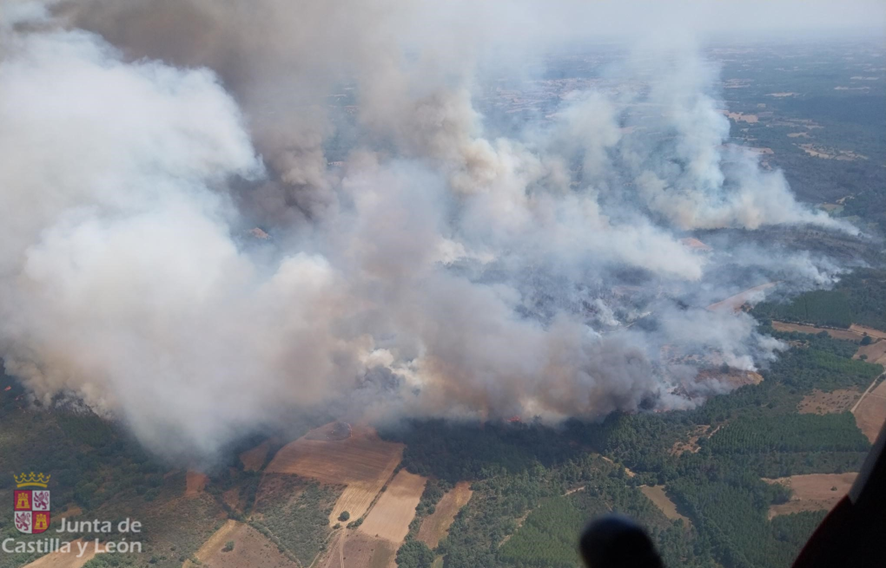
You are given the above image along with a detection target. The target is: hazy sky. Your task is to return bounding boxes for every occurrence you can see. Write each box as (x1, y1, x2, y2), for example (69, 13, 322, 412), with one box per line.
(535, 0, 886, 38)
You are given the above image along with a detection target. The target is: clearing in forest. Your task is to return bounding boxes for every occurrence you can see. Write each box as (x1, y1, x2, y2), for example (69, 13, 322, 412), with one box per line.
(764, 473, 857, 518)
(849, 325, 886, 341)
(797, 388, 860, 415)
(771, 320, 863, 341)
(22, 539, 98, 568)
(671, 425, 711, 456)
(184, 519, 299, 568)
(854, 340, 886, 365)
(318, 531, 397, 568)
(265, 423, 404, 523)
(852, 379, 886, 443)
(359, 470, 427, 543)
(185, 471, 208, 497)
(639, 485, 691, 526)
(417, 482, 474, 548)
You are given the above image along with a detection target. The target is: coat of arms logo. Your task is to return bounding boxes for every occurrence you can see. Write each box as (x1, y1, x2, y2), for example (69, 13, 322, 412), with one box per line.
(13, 472, 51, 534)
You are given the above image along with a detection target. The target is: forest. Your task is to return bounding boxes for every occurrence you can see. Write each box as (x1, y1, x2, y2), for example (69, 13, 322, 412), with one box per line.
(753, 268, 886, 331)
(385, 320, 883, 568)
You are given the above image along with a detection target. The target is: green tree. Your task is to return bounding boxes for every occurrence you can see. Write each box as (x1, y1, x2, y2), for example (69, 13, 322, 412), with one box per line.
(396, 540, 435, 568)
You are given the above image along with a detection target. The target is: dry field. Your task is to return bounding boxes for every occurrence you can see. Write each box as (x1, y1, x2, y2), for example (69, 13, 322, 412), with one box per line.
(854, 340, 886, 365)
(185, 471, 208, 497)
(764, 473, 857, 519)
(798, 143, 867, 161)
(319, 531, 397, 568)
(850, 325, 886, 341)
(22, 539, 97, 568)
(852, 379, 886, 443)
(417, 482, 474, 548)
(360, 470, 427, 543)
(797, 388, 860, 415)
(240, 439, 272, 471)
(639, 486, 691, 526)
(265, 423, 404, 523)
(771, 321, 863, 341)
(722, 111, 759, 123)
(184, 520, 298, 568)
(707, 282, 776, 313)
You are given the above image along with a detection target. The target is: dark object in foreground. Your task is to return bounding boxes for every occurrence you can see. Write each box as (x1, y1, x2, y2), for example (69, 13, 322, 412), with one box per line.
(579, 514, 663, 568)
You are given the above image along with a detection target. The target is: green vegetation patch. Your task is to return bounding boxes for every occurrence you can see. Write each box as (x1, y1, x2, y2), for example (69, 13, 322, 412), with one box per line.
(499, 494, 604, 568)
(754, 269, 886, 331)
(251, 475, 340, 566)
(708, 413, 870, 454)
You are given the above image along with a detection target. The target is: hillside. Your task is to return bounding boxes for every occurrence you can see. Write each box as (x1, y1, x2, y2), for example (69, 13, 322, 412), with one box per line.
(3, 314, 883, 568)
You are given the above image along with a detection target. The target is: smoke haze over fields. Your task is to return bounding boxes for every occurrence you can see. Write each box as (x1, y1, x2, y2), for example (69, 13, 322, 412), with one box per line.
(0, 0, 874, 459)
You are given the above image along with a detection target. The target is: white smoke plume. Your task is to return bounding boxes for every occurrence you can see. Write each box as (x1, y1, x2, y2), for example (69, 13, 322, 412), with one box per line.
(0, 0, 863, 460)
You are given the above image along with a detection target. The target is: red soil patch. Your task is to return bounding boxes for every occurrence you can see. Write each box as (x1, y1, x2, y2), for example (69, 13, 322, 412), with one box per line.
(185, 471, 208, 497)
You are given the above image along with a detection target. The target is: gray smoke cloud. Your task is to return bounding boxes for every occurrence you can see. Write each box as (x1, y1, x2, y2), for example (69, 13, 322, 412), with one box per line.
(0, 0, 864, 460)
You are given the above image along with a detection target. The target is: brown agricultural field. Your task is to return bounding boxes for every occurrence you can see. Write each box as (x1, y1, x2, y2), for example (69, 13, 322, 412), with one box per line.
(240, 439, 272, 471)
(854, 340, 886, 365)
(184, 520, 299, 568)
(185, 471, 208, 497)
(771, 321, 863, 341)
(797, 388, 860, 415)
(639, 485, 691, 526)
(359, 470, 427, 543)
(265, 423, 404, 523)
(22, 539, 97, 568)
(417, 482, 474, 549)
(765, 473, 856, 518)
(318, 531, 397, 568)
(852, 379, 886, 443)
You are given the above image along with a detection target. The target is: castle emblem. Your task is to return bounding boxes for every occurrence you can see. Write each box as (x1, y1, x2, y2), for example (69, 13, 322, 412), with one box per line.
(13, 472, 51, 534)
